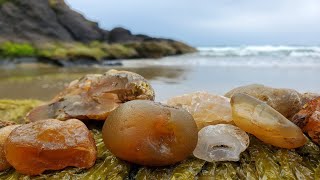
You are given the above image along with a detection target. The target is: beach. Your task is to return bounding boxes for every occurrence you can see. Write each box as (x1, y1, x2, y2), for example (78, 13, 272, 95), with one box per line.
(1, 46, 320, 101)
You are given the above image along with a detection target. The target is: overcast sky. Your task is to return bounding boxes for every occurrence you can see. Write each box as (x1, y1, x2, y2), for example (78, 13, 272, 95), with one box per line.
(66, 0, 320, 46)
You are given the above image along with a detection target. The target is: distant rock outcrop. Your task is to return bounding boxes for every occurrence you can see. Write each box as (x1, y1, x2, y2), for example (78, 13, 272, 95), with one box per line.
(0, 0, 190, 45)
(0, 0, 196, 63)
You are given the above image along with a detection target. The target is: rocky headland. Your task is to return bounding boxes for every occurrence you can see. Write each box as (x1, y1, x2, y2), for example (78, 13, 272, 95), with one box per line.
(0, 0, 196, 66)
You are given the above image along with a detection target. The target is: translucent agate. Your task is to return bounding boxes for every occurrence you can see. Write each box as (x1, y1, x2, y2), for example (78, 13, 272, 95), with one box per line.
(193, 124, 249, 162)
(4, 119, 97, 175)
(225, 84, 306, 119)
(103, 100, 198, 166)
(231, 93, 306, 149)
(167, 92, 233, 130)
(0, 125, 20, 171)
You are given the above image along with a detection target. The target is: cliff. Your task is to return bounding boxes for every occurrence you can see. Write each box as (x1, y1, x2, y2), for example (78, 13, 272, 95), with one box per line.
(0, 0, 196, 64)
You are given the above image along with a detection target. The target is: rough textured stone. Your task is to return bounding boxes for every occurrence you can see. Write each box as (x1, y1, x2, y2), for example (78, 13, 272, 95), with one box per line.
(167, 92, 233, 130)
(231, 93, 306, 149)
(225, 84, 306, 119)
(27, 70, 155, 121)
(4, 119, 97, 175)
(292, 97, 320, 145)
(193, 124, 249, 162)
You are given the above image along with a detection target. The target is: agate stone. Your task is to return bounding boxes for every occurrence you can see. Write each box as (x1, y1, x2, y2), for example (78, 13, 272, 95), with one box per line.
(231, 93, 306, 149)
(103, 100, 198, 166)
(193, 124, 249, 162)
(292, 97, 320, 145)
(167, 92, 233, 130)
(4, 119, 97, 175)
(225, 84, 306, 119)
(0, 125, 20, 171)
(27, 70, 155, 122)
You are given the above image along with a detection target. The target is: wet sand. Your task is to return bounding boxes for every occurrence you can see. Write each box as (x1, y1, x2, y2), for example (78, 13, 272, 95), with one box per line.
(1, 56, 320, 102)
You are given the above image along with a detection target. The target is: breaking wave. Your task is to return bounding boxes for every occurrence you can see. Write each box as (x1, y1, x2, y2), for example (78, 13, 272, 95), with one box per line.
(121, 45, 320, 68)
(197, 46, 320, 58)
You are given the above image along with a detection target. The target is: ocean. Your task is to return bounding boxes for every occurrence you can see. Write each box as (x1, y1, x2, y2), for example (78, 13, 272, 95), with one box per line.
(1, 45, 320, 101)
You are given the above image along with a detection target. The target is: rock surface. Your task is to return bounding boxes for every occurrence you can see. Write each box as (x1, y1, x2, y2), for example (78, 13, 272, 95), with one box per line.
(0, 0, 195, 50)
(167, 92, 233, 130)
(193, 124, 249, 162)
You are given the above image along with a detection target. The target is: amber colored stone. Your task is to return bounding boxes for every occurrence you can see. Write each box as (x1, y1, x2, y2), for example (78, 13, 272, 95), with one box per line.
(225, 84, 306, 119)
(0, 125, 20, 171)
(27, 70, 155, 122)
(4, 119, 97, 175)
(231, 93, 306, 149)
(167, 92, 233, 130)
(102, 100, 198, 166)
(292, 97, 320, 144)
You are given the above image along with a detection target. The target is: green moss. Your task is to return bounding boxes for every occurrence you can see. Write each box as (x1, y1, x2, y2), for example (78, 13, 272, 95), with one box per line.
(38, 43, 107, 61)
(127, 41, 177, 58)
(0, 0, 8, 5)
(102, 44, 138, 59)
(0, 40, 195, 62)
(0, 99, 42, 124)
(0, 42, 36, 57)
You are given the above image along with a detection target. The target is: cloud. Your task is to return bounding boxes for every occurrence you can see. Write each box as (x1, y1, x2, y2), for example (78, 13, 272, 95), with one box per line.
(66, 0, 320, 46)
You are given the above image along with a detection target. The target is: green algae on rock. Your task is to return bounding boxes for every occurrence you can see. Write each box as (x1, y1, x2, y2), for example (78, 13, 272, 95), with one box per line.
(0, 99, 42, 124)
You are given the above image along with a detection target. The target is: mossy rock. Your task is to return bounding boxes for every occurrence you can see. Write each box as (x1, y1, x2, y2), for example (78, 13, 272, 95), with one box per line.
(127, 41, 177, 58)
(0, 42, 37, 58)
(2, 99, 319, 179)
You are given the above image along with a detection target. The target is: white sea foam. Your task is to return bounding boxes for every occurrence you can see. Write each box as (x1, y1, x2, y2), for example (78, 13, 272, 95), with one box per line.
(121, 46, 320, 68)
(197, 46, 320, 57)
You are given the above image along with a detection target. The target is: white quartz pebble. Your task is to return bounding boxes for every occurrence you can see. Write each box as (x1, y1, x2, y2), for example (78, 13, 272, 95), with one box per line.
(193, 124, 249, 162)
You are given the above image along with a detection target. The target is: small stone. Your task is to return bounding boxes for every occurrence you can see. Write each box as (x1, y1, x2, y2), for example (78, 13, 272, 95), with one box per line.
(167, 92, 233, 130)
(225, 84, 305, 119)
(0, 125, 20, 171)
(4, 119, 97, 175)
(231, 93, 306, 149)
(27, 69, 155, 122)
(292, 97, 320, 145)
(193, 124, 249, 162)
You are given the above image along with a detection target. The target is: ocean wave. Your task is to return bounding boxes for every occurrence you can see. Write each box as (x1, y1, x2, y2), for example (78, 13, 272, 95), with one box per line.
(197, 46, 320, 58)
(120, 56, 320, 68)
